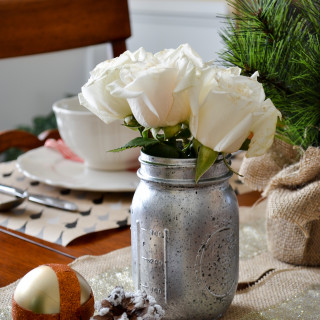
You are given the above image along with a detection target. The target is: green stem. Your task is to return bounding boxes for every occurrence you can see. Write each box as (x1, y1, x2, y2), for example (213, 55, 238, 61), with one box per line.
(222, 153, 243, 177)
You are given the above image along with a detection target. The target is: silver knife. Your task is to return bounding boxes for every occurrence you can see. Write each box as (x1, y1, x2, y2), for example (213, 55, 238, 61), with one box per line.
(0, 184, 79, 212)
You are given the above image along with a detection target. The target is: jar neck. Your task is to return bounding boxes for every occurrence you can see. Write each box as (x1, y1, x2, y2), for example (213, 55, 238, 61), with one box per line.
(137, 151, 232, 186)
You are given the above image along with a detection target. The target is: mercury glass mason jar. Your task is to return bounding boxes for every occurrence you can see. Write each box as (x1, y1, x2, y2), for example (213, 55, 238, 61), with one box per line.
(131, 152, 239, 320)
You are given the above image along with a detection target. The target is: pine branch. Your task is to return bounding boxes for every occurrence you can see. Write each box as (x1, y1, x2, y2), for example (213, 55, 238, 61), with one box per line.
(298, 0, 320, 34)
(219, 0, 320, 148)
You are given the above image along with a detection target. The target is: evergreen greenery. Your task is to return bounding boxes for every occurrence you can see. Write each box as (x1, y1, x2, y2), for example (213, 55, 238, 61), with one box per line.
(2, 112, 57, 161)
(219, 0, 320, 149)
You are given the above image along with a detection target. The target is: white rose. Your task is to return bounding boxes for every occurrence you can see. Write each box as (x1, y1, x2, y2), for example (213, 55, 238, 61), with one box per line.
(109, 44, 203, 128)
(79, 48, 153, 124)
(189, 68, 281, 156)
(155, 43, 203, 69)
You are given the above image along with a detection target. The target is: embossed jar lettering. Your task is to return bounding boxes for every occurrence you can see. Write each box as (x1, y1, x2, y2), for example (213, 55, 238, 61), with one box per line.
(131, 152, 239, 320)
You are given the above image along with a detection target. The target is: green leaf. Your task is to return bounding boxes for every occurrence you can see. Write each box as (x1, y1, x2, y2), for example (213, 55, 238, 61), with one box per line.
(195, 145, 219, 183)
(144, 143, 182, 158)
(109, 137, 159, 152)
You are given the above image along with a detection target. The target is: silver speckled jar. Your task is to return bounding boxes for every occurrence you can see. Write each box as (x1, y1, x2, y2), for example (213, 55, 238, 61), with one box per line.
(131, 152, 239, 320)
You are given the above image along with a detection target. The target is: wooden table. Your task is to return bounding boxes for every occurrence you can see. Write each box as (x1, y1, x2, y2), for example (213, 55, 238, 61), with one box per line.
(0, 191, 261, 288)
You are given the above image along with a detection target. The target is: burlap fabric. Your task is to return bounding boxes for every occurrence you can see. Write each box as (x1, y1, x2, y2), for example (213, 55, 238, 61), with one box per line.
(240, 142, 320, 266)
(239, 139, 300, 191)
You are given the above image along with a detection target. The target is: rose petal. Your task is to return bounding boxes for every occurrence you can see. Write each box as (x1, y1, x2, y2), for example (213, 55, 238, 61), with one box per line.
(115, 67, 179, 128)
(247, 99, 282, 157)
(190, 90, 257, 152)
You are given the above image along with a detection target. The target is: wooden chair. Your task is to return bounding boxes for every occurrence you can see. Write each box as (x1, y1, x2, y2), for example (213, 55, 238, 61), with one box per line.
(0, 0, 131, 154)
(0, 129, 60, 154)
(0, 0, 131, 59)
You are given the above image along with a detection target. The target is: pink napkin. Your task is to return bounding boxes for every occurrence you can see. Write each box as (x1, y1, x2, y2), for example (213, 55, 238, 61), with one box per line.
(44, 139, 84, 162)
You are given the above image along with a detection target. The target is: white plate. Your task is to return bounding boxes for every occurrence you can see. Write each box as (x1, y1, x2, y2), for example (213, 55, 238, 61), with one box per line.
(16, 147, 140, 192)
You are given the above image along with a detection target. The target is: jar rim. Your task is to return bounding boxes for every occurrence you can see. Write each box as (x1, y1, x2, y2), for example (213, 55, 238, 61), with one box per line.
(139, 151, 228, 167)
(138, 151, 232, 186)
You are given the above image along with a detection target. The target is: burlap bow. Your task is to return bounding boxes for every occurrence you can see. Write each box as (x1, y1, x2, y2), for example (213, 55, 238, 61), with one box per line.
(262, 147, 320, 229)
(240, 142, 320, 266)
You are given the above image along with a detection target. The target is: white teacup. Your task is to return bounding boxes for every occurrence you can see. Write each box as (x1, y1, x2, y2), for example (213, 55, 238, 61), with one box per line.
(53, 96, 140, 171)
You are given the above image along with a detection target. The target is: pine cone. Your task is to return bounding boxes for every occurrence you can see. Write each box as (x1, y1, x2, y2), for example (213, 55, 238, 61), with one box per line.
(92, 287, 165, 320)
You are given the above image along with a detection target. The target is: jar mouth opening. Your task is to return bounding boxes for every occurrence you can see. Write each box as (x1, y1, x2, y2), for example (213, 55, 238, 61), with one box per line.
(139, 151, 229, 167)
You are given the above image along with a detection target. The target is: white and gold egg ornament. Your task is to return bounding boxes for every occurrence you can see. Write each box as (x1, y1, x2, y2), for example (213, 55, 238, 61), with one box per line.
(12, 264, 94, 319)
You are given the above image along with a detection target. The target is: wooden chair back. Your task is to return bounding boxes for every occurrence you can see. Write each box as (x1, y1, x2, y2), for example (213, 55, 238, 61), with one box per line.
(0, 0, 131, 154)
(0, 129, 60, 154)
(0, 0, 131, 58)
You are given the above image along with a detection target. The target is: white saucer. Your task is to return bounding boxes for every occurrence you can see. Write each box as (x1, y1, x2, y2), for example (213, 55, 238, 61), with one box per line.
(16, 147, 140, 192)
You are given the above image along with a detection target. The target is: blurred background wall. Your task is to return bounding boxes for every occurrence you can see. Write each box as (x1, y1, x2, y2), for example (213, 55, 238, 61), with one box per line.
(0, 0, 228, 131)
